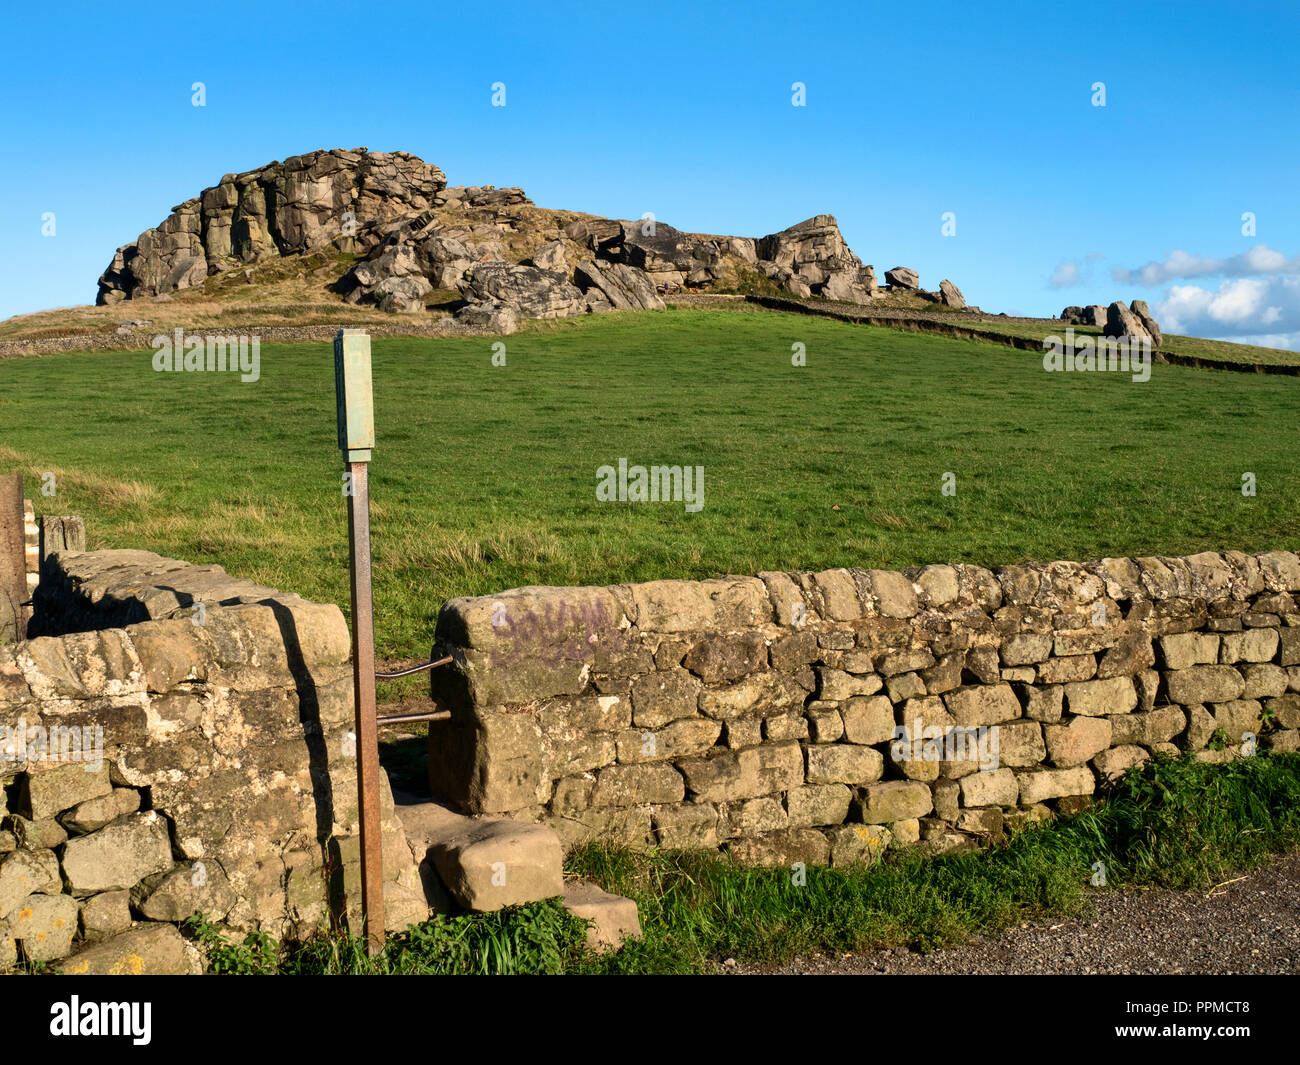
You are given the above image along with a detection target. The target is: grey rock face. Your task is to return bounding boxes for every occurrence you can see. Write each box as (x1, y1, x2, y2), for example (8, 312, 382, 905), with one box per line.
(97, 148, 447, 303)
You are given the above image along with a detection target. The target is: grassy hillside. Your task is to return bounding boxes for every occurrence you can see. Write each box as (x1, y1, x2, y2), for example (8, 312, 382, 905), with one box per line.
(2, 308, 1297, 667)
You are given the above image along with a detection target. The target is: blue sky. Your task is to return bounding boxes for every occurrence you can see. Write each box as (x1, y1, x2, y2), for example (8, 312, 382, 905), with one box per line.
(3, 0, 1298, 345)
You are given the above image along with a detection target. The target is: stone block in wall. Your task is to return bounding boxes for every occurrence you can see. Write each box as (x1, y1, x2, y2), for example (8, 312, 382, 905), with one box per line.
(1015, 766, 1095, 804)
(1210, 700, 1262, 741)
(816, 666, 882, 701)
(933, 778, 960, 820)
(1265, 694, 1300, 729)
(428, 711, 545, 814)
(79, 890, 132, 940)
(652, 803, 719, 849)
(592, 764, 684, 807)
(956, 807, 1003, 842)
(722, 716, 763, 748)
(1218, 629, 1278, 665)
(807, 707, 843, 743)
(806, 744, 884, 786)
(17, 763, 112, 820)
(1017, 683, 1063, 723)
(1037, 654, 1097, 684)
(541, 731, 616, 779)
(921, 652, 964, 695)
(959, 767, 1019, 807)
(829, 824, 891, 867)
(134, 860, 237, 923)
(1044, 716, 1112, 768)
(786, 784, 852, 828)
(769, 630, 818, 671)
(1278, 629, 1300, 667)
(549, 806, 654, 850)
(1001, 667, 1036, 684)
(1097, 635, 1155, 678)
(995, 720, 1047, 766)
(1063, 676, 1137, 717)
(6, 892, 80, 963)
(841, 695, 893, 745)
(16, 629, 143, 701)
(944, 683, 1021, 726)
(629, 577, 769, 633)
(728, 828, 830, 867)
(630, 670, 702, 728)
(759, 571, 818, 627)
(1164, 666, 1244, 705)
(813, 569, 862, 620)
(863, 569, 919, 618)
(886, 672, 926, 702)
(736, 796, 787, 835)
(1265, 730, 1300, 752)
(38, 515, 85, 560)
(615, 719, 720, 763)
(763, 713, 807, 742)
(0, 848, 62, 920)
(913, 565, 960, 607)
(1241, 664, 1287, 699)
(1256, 551, 1300, 591)
(699, 671, 806, 720)
(857, 780, 933, 824)
(1110, 705, 1187, 747)
(60, 811, 173, 894)
(1001, 634, 1052, 666)
(1093, 745, 1149, 781)
(677, 741, 804, 803)
(682, 633, 766, 683)
(963, 646, 1001, 684)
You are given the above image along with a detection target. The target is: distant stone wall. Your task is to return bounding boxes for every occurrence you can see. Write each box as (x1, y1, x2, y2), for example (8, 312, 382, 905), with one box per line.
(428, 551, 1300, 865)
(1, 549, 423, 973)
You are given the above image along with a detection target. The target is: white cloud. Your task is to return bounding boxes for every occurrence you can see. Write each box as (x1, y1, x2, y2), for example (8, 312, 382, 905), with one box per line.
(1156, 276, 1300, 338)
(1114, 244, 1299, 285)
(1048, 259, 1080, 288)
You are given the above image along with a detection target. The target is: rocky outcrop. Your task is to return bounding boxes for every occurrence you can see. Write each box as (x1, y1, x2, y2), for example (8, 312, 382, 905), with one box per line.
(97, 148, 446, 304)
(755, 215, 875, 304)
(95, 147, 976, 331)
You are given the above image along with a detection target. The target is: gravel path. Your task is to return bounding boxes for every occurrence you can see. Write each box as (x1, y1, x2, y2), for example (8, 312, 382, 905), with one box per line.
(732, 853, 1300, 976)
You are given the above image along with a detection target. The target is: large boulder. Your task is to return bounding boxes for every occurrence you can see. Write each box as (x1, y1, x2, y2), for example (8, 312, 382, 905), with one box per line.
(574, 261, 666, 311)
(97, 148, 447, 303)
(457, 263, 586, 320)
(1081, 304, 1108, 326)
(885, 266, 920, 290)
(1130, 299, 1162, 346)
(939, 279, 966, 309)
(1103, 300, 1150, 340)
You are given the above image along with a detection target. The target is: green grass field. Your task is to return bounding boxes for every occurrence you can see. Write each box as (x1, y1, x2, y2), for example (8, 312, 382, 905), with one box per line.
(3, 308, 1298, 665)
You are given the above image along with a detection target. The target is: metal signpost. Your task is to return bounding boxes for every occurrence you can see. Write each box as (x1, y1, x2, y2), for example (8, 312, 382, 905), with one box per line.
(335, 329, 453, 955)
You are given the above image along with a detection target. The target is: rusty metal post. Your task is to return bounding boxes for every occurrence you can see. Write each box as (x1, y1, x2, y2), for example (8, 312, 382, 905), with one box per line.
(0, 474, 27, 643)
(335, 329, 384, 954)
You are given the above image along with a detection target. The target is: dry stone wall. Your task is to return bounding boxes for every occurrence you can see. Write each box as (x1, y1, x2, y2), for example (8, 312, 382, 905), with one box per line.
(1, 549, 424, 973)
(428, 550, 1300, 865)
